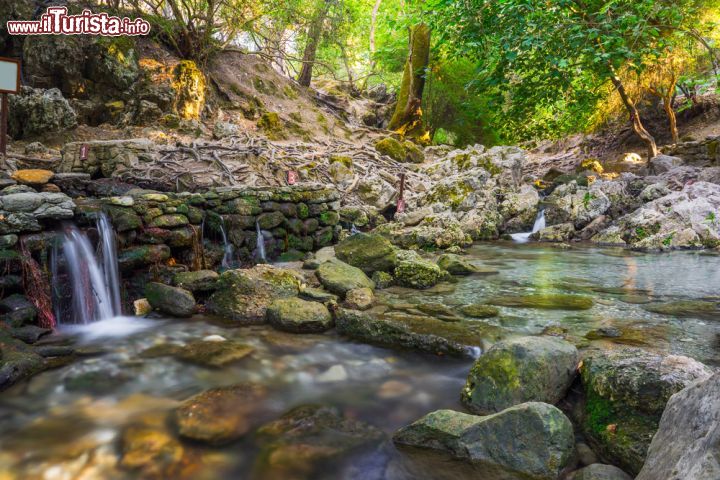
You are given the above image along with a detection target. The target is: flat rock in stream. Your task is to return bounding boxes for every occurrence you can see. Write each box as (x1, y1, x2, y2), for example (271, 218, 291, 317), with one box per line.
(488, 294, 594, 310)
(253, 404, 385, 480)
(393, 402, 575, 480)
(335, 308, 502, 357)
(316, 259, 375, 296)
(174, 383, 269, 444)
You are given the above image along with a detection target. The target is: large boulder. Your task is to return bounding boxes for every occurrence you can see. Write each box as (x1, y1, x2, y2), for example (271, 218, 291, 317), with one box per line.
(637, 371, 720, 480)
(207, 265, 302, 324)
(266, 297, 333, 333)
(649, 154, 684, 173)
(393, 402, 575, 480)
(593, 182, 720, 249)
(172, 270, 219, 293)
(579, 347, 712, 475)
(316, 259, 375, 296)
(8, 87, 77, 139)
(393, 250, 447, 289)
(335, 307, 502, 357)
(173, 384, 268, 445)
(334, 233, 397, 273)
(462, 336, 579, 414)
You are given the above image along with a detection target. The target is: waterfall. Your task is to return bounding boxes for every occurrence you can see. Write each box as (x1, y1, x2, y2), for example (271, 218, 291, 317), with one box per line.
(510, 209, 546, 243)
(54, 215, 122, 325)
(255, 220, 267, 264)
(98, 213, 122, 315)
(219, 217, 235, 269)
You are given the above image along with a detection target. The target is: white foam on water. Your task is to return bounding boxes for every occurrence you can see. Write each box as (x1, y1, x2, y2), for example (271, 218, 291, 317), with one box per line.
(59, 316, 158, 341)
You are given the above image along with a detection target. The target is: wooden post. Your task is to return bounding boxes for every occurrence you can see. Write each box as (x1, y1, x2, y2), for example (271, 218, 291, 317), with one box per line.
(0, 93, 7, 156)
(396, 173, 406, 216)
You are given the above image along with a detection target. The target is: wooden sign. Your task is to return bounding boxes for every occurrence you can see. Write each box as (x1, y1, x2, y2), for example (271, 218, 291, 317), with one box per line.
(0, 57, 20, 156)
(80, 144, 90, 161)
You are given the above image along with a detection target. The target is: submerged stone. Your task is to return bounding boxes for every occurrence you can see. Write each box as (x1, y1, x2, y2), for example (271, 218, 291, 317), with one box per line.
(437, 254, 479, 275)
(266, 297, 333, 333)
(643, 300, 720, 320)
(462, 336, 579, 414)
(175, 340, 254, 368)
(488, 294, 594, 310)
(459, 304, 500, 319)
(120, 419, 191, 479)
(174, 383, 268, 445)
(254, 404, 384, 480)
(393, 402, 575, 480)
(335, 308, 501, 357)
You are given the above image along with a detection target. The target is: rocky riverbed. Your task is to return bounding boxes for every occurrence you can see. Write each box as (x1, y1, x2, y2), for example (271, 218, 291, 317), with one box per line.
(0, 241, 718, 479)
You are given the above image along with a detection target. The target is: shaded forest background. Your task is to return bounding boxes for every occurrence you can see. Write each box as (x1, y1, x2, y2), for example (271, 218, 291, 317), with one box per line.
(5, 0, 720, 153)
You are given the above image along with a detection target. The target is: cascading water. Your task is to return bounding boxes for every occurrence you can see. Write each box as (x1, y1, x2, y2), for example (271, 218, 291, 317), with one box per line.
(98, 213, 122, 315)
(255, 220, 267, 264)
(54, 214, 123, 325)
(219, 217, 235, 269)
(510, 208, 546, 243)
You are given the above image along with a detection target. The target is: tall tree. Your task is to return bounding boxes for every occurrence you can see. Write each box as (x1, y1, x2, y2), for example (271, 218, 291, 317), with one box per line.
(388, 22, 430, 138)
(297, 0, 332, 87)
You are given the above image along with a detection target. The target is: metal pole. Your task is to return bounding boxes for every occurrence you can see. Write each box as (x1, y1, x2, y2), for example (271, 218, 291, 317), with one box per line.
(0, 93, 7, 156)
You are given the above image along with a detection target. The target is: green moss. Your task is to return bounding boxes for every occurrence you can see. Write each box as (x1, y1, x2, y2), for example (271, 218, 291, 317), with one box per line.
(585, 388, 616, 436)
(257, 112, 286, 140)
(283, 84, 299, 99)
(330, 155, 353, 168)
(375, 137, 406, 162)
(297, 203, 310, 220)
(426, 182, 474, 210)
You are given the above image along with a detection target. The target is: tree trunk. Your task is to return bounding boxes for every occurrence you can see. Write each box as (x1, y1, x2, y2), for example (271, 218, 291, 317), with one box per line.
(362, 0, 382, 90)
(610, 73, 658, 160)
(297, 0, 331, 87)
(663, 93, 679, 144)
(388, 23, 431, 138)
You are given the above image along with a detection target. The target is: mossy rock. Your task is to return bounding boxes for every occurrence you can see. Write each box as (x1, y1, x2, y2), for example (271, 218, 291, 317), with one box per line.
(459, 304, 500, 319)
(394, 250, 448, 289)
(375, 137, 406, 162)
(148, 214, 189, 228)
(206, 265, 302, 324)
(371, 271, 394, 289)
(402, 141, 425, 164)
(488, 294, 594, 310)
(462, 336, 579, 415)
(118, 245, 171, 271)
(266, 297, 333, 333)
(334, 233, 398, 274)
(437, 254, 479, 276)
(393, 403, 575, 480)
(103, 205, 142, 232)
(318, 210, 340, 226)
(643, 300, 720, 320)
(145, 282, 196, 317)
(257, 112, 286, 140)
(335, 308, 503, 357)
(579, 347, 712, 475)
(172, 270, 219, 293)
(329, 155, 353, 168)
(316, 259, 374, 296)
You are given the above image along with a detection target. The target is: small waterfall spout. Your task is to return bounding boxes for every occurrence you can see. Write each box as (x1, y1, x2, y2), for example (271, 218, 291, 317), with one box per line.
(510, 209, 546, 243)
(219, 217, 234, 269)
(55, 215, 122, 325)
(255, 220, 267, 264)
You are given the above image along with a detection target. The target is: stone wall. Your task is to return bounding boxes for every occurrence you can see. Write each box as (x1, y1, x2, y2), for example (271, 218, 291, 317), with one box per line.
(59, 139, 155, 178)
(662, 136, 720, 167)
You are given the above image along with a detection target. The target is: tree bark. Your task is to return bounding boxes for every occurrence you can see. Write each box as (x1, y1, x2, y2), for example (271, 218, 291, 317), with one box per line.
(361, 0, 383, 90)
(388, 23, 431, 138)
(610, 73, 658, 160)
(297, 0, 331, 87)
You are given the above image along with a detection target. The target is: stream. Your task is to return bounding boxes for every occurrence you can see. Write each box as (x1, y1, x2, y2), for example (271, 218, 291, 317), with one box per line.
(0, 242, 718, 479)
